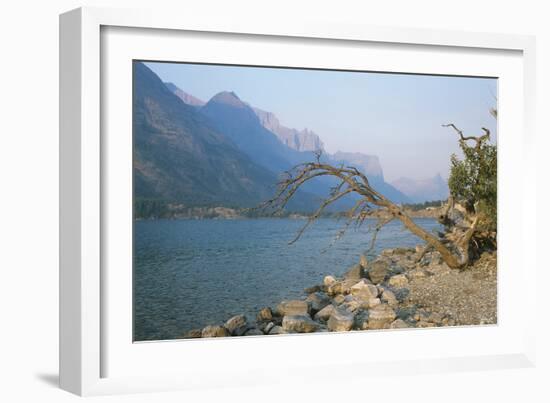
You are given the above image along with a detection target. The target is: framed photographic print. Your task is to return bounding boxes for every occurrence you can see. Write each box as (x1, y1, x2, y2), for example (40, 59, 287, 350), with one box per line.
(60, 7, 537, 396)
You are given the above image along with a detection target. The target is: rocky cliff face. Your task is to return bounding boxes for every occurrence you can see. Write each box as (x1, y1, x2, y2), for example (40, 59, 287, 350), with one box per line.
(164, 82, 206, 107)
(253, 107, 325, 152)
(331, 151, 384, 180)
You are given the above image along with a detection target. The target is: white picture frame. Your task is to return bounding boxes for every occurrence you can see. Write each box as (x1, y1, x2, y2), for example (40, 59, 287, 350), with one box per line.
(59, 6, 537, 396)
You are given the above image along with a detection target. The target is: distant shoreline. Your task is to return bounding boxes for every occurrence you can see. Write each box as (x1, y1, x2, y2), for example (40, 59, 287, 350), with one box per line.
(134, 206, 443, 221)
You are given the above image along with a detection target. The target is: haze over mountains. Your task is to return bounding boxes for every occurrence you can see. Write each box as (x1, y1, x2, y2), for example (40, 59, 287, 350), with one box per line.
(253, 107, 325, 152)
(391, 174, 449, 204)
(133, 62, 446, 215)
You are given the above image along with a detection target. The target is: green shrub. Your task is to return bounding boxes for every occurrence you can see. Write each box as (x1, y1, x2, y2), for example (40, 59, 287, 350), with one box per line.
(448, 131, 497, 230)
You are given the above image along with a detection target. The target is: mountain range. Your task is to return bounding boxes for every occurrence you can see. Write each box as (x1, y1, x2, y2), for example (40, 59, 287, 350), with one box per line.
(253, 107, 325, 152)
(391, 174, 449, 203)
(134, 63, 291, 208)
(133, 62, 444, 216)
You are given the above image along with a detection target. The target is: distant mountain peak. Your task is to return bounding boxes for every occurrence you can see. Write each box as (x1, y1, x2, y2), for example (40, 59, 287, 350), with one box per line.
(164, 82, 205, 107)
(208, 91, 247, 108)
(332, 151, 384, 179)
(253, 107, 325, 152)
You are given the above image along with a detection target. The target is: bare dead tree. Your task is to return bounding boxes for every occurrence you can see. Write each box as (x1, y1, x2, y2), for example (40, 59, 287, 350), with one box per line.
(442, 124, 490, 151)
(260, 128, 490, 270)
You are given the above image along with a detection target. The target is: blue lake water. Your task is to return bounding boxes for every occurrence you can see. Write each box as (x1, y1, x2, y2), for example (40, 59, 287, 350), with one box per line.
(134, 217, 442, 341)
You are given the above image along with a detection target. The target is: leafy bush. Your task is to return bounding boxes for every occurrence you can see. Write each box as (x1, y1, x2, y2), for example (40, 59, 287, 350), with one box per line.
(448, 131, 497, 230)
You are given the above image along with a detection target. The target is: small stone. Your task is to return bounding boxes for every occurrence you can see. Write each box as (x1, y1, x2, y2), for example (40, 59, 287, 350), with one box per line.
(381, 289, 399, 308)
(388, 274, 409, 288)
(327, 279, 357, 296)
(256, 307, 273, 322)
(314, 304, 336, 322)
(393, 288, 410, 303)
(268, 325, 286, 335)
(276, 300, 310, 316)
(353, 310, 369, 330)
(333, 295, 346, 305)
(390, 319, 410, 329)
(264, 322, 275, 334)
(368, 304, 396, 330)
(232, 325, 250, 336)
(360, 254, 369, 268)
(282, 315, 320, 333)
(350, 279, 378, 300)
(343, 263, 366, 281)
(327, 307, 355, 332)
(395, 306, 416, 321)
(367, 298, 381, 308)
(323, 275, 337, 287)
(382, 249, 394, 256)
(416, 321, 436, 328)
(342, 299, 362, 312)
(306, 292, 331, 313)
(201, 325, 230, 338)
(183, 329, 202, 338)
(224, 314, 247, 335)
(368, 260, 390, 284)
(244, 328, 264, 336)
(388, 265, 406, 276)
(304, 285, 322, 294)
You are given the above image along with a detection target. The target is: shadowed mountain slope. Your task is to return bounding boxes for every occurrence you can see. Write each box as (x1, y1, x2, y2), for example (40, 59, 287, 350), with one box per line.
(134, 62, 312, 209)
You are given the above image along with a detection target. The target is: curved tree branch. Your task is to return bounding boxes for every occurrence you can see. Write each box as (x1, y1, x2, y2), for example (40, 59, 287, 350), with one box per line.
(261, 160, 477, 269)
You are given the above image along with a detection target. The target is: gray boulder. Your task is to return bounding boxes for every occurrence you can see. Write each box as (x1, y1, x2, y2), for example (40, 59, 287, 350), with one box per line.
(327, 307, 355, 332)
(353, 310, 369, 330)
(314, 304, 336, 322)
(393, 288, 410, 303)
(183, 329, 202, 338)
(263, 322, 275, 334)
(368, 260, 390, 284)
(367, 304, 396, 330)
(224, 314, 247, 335)
(306, 292, 331, 313)
(304, 285, 323, 294)
(323, 275, 337, 287)
(268, 325, 286, 335)
(275, 300, 310, 316)
(201, 325, 230, 338)
(343, 263, 366, 281)
(232, 325, 251, 337)
(350, 279, 379, 300)
(390, 319, 410, 329)
(341, 298, 362, 313)
(282, 315, 320, 333)
(395, 306, 417, 321)
(327, 278, 357, 296)
(381, 289, 399, 308)
(256, 307, 273, 322)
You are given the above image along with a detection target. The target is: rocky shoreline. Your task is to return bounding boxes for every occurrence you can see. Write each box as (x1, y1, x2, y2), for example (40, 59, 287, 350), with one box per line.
(180, 246, 497, 339)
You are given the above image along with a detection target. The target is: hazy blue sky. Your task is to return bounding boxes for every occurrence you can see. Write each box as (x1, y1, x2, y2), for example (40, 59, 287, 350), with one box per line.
(145, 61, 497, 182)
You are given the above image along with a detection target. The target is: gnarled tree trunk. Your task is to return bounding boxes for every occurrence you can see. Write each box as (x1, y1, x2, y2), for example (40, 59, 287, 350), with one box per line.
(262, 155, 480, 269)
